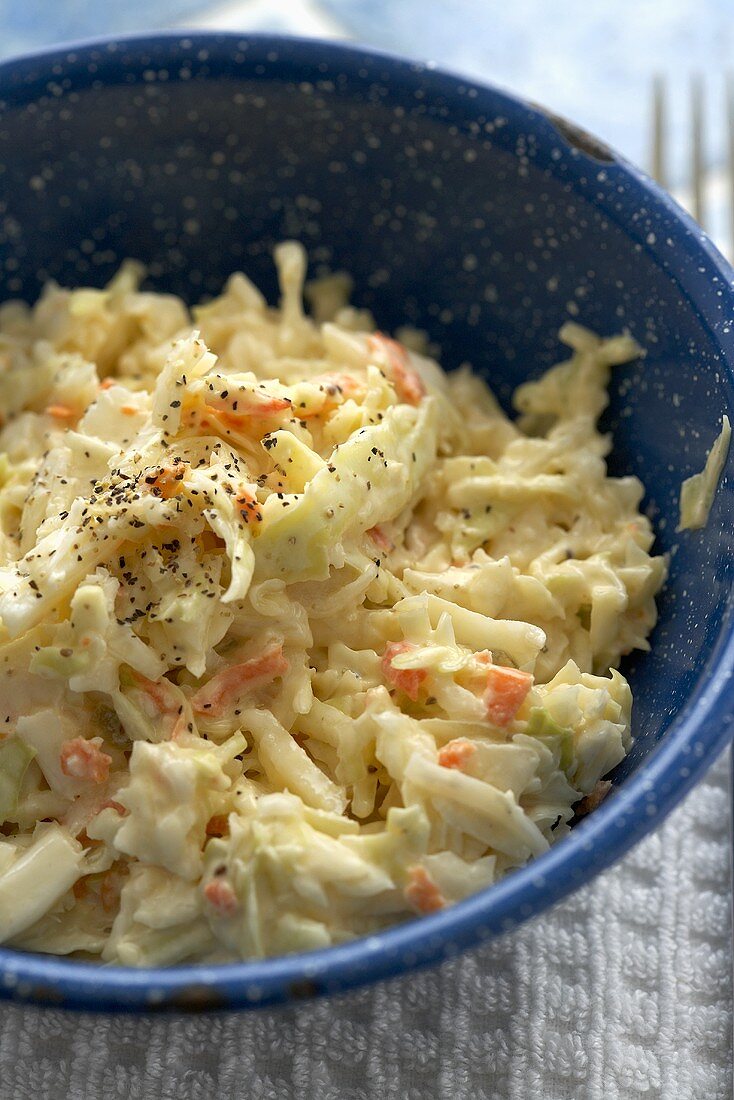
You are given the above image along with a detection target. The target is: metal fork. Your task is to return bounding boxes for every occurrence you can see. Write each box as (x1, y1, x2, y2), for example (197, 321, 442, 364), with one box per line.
(650, 74, 734, 255)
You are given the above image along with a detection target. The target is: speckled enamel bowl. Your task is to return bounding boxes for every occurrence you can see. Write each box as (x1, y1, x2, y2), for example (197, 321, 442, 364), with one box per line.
(0, 32, 732, 1012)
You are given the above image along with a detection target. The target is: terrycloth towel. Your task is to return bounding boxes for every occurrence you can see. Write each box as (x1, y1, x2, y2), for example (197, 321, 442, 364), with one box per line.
(0, 753, 730, 1100)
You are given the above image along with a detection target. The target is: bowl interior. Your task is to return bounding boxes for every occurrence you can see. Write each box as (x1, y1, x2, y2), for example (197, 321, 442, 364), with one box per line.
(0, 33, 732, 1008)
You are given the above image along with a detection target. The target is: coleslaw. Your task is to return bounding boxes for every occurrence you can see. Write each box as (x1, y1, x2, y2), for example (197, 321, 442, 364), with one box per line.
(0, 243, 665, 964)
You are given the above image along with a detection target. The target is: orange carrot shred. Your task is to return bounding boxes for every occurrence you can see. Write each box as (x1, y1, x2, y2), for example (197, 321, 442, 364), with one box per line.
(438, 739, 477, 770)
(206, 393, 291, 428)
(296, 371, 367, 417)
(46, 404, 76, 420)
(130, 671, 180, 715)
(204, 879, 239, 917)
(234, 487, 264, 529)
(99, 799, 127, 816)
(368, 525, 393, 553)
(192, 644, 288, 716)
(368, 333, 426, 405)
(60, 737, 111, 784)
(144, 463, 189, 500)
(483, 665, 533, 727)
(382, 641, 427, 701)
(405, 865, 446, 914)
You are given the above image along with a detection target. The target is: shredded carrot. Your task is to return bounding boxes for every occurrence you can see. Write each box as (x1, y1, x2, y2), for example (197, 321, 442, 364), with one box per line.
(99, 377, 116, 390)
(311, 371, 366, 400)
(46, 404, 77, 421)
(368, 525, 393, 554)
(206, 392, 292, 429)
(438, 739, 477, 770)
(206, 814, 230, 837)
(234, 487, 264, 530)
(72, 878, 89, 900)
(99, 799, 127, 816)
(120, 404, 139, 416)
(192, 643, 288, 716)
(368, 333, 426, 405)
(185, 388, 292, 436)
(382, 641, 427, 701)
(483, 665, 533, 727)
(130, 671, 180, 715)
(143, 463, 189, 500)
(297, 371, 367, 417)
(405, 865, 446, 914)
(60, 737, 112, 784)
(204, 878, 239, 917)
(126, 664, 187, 742)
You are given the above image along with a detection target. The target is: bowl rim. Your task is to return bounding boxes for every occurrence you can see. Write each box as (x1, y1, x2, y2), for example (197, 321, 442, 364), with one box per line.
(1, 29, 733, 1013)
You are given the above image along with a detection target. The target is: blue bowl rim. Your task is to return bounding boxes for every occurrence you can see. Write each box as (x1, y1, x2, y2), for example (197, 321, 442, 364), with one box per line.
(0, 29, 733, 1013)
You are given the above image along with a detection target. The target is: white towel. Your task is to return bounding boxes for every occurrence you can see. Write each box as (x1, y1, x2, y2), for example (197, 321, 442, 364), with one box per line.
(0, 754, 730, 1100)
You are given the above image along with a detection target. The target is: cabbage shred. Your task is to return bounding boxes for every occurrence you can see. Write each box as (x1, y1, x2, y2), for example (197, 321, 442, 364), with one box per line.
(0, 244, 665, 964)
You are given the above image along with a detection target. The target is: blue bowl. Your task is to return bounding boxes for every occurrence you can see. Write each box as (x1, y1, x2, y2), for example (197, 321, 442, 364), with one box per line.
(0, 32, 733, 1013)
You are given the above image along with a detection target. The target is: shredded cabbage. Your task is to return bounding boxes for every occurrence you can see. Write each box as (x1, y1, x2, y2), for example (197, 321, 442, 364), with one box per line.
(678, 415, 731, 531)
(0, 244, 665, 964)
(0, 736, 36, 822)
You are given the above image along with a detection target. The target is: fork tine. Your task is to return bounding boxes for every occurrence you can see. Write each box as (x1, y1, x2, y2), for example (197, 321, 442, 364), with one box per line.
(690, 75, 706, 228)
(651, 75, 667, 188)
(726, 73, 734, 256)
